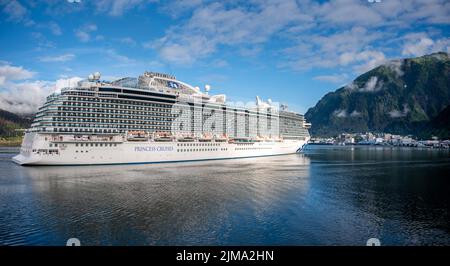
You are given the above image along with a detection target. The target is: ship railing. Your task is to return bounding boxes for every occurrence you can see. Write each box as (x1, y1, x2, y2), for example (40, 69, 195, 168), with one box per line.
(228, 136, 282, 143)
(61, 86, 97, 93)
(49, 135, 124, 143)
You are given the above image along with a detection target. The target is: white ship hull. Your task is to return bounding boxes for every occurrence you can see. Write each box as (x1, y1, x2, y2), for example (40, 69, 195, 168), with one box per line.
(12, 133, 308, 166)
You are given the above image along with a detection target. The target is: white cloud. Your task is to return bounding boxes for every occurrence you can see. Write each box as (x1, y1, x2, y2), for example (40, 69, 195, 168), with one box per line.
(1, 0, 34, 26)
(389, 104, 410, 118)
(158, 40, 214, 64)
(39, 53, 75, 62)
(142, 40, 154, 49)
(340, 50, 385, 68)
(31, 32, 55, 49)
(48, 22, 62, 35)
(75, 31, 89, 42)
(0, 80, 53, 114)
(276, 1, 449, 73)
(350, 110, 361, 117)
(152, 0, 310, 64)
(147, 60, 164, 69)
(333, 109, 347, 118)
(351, 51, 387, 73)
(94, 0, 151, 16)
(0, 63, 35, 81)
(238, 46, 263, 57)
(397, 0, 450, 25)
(152, 0, 450, 68)
(0, 62, 83, 114)
(75, 24, 98, 42)
(54, 77, 83, 92)
(402, 33, 450, 57)
(36, 21, 63, 36)
(197, 73, 228, 84)
(345, 76, 384, 93)
(402, 37, 434, 57)
(333, 109, 362, 118)
(119, 37, 136, 46)
(313, 0, 384, 26)
(359, 76, 382, 92)
(384, 60, 404, 77)
(313, 73, 349, 84)
(158, 0, 204, 18)
(25, 0, 446, 75)
(211, 59, 229, 68)
(105, 49, 135, 65)
(307, 0, 450, 27)
(281, 27, 386, 72)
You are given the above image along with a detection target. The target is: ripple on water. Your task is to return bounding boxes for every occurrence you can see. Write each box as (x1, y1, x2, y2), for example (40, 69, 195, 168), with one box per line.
(0, 147, 449, 245)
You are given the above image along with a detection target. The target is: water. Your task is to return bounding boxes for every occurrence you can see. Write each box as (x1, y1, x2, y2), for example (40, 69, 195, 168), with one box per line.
(0, 145, 449, 246)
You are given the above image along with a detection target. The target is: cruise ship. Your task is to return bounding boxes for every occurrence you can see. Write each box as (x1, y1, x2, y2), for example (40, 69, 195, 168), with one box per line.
(13, 71, 311, 165)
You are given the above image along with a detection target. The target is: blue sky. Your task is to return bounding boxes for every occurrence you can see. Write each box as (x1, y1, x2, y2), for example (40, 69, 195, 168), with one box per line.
(0, 0, 449, 114)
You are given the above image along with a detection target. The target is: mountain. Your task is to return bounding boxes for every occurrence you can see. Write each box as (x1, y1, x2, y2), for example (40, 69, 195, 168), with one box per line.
(422, 105, 450, 139)
(305, 52, 450, 138)
(0, 109, 32, 138)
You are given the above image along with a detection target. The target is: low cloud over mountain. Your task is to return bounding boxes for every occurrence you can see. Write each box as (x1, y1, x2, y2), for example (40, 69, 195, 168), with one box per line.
(305, 52, 450, 138)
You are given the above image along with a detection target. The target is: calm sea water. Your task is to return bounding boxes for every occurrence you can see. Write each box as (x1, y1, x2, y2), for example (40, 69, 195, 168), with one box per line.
(0, 145, 449, 246)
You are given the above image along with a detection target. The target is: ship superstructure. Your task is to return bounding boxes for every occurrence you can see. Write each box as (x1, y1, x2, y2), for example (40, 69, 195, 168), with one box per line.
(13, 71, 310, 165)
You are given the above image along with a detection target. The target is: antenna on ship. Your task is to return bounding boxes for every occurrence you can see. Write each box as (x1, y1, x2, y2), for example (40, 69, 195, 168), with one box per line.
(88, 72, 101, 82)
(204, 84, 211, 95)
(93, 72, 101, 81)
(256, 96, 262, 106)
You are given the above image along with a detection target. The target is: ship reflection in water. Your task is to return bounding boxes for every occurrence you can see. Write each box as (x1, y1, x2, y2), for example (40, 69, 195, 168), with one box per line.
(0, 145, 449, 245)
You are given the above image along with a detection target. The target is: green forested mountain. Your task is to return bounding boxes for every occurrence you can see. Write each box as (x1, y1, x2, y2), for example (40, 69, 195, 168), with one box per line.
(0, 109, 32, 138)
(305, 52, 450, 138)
(422, 105, 450, 139)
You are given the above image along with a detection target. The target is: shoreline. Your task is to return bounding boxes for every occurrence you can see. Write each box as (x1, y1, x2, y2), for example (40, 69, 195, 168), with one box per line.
(0, 137, 23, 147)
(307, 143, 450, 150)
(0, 144, 21, 147)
